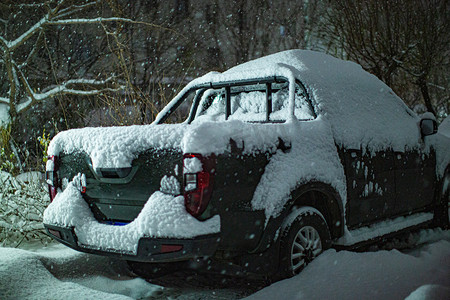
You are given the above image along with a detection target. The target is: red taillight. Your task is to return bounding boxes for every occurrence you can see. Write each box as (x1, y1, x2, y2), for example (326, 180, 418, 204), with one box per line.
(46, 155, 59, 202)
(161, 244, 183, 253)
(47, 228, 61, 239)
(183, 153, 215, 217)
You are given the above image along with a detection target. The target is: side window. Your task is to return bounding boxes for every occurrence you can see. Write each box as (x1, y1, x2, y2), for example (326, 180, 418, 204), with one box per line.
(163, 89, 196, 124)
(195, 89, 226, 122)
(192, 79, 315, 123)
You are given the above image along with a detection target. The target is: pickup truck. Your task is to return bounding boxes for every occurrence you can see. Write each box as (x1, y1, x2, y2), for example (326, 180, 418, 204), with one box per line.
(43, 50, 450, 279)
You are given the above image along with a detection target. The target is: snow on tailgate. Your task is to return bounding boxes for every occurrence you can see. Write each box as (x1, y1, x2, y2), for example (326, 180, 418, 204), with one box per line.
(43, 175, 220, 254)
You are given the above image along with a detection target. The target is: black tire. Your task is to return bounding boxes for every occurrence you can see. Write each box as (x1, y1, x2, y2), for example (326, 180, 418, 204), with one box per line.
(277, 209, 331, 279)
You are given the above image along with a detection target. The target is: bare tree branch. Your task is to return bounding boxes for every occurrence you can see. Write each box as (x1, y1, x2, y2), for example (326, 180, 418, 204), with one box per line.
(0, 97, 9, 105)
(16, 77, 125, 114)
(47, 17, 166, 30)
(7, 16, 49, 51)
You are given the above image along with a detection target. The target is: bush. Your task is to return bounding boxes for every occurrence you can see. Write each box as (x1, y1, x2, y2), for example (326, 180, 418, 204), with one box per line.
(0, 172, 51, 247)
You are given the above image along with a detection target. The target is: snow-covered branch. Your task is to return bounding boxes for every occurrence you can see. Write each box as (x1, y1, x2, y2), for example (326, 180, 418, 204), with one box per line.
(0, 97, 9, 105)
(47, 17, 161, 29)
(0, 2, 162, 126)
(7, 16, 48, 51)
(2, 11, 160, 52)
(16, 78, 125, 114)
(64, 77, 117, 85)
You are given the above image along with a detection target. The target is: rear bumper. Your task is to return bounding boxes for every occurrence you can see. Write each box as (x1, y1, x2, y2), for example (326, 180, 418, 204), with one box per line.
(44, 224, 220, 262)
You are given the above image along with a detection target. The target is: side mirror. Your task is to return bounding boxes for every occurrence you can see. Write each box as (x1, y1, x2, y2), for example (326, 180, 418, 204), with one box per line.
(420, 118, 437, 137)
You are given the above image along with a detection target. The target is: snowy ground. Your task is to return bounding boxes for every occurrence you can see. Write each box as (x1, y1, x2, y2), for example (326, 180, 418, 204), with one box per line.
(0, 229, 449, 300)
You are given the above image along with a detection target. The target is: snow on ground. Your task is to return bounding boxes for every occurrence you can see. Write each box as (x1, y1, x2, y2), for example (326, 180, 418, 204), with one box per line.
(0, 229, 449, 300)
(247, 232, 450, 300)
(0, 243, 160, 300)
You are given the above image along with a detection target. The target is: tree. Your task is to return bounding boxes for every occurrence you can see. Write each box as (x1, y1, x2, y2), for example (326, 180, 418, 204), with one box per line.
(187, 0, 325, 70)
(325, 0, 449, 117)
(402, 0, 449, 116)
(0, 0, 162, 172)
(0, 0, 161, 129)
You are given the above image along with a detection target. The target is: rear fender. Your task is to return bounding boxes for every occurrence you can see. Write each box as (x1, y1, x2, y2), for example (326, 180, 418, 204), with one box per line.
(250, 181, 344, 254)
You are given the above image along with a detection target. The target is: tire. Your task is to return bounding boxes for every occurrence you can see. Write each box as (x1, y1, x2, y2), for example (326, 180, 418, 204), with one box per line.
(277, 208, 331, 279)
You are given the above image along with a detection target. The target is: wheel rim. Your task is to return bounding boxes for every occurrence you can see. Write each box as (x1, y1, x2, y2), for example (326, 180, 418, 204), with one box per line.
(290, 225, 322, 274)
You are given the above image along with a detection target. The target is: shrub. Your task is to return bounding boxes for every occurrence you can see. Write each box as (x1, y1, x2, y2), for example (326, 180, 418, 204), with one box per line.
(0, 172, 51, 247)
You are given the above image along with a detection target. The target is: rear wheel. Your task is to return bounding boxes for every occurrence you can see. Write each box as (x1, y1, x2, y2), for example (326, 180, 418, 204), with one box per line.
(278, 208, 331, 278)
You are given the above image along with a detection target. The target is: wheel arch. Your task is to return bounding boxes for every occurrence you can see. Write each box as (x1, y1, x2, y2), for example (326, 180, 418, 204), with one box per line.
(250, 181, 345, 255)
(288, 181, 345, 240)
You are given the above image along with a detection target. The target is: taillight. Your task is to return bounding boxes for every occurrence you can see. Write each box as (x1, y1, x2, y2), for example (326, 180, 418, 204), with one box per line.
(46, 155, 59, 201)
(183, 153, 215, 217)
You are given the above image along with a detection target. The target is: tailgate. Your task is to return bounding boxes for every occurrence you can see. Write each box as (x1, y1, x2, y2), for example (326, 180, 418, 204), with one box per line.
(58, 148, 183, 222)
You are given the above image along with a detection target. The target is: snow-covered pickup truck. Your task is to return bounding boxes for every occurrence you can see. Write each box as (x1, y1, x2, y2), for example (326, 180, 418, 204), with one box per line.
(43, 50, 450, 279)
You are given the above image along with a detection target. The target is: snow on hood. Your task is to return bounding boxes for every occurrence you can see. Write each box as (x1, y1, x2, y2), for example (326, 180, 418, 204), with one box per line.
(438, 116, 450, 138)
(43, 175, 220, 254)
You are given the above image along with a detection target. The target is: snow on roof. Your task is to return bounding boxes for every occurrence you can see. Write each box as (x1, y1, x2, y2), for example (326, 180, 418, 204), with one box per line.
(190, 50, 421, 151)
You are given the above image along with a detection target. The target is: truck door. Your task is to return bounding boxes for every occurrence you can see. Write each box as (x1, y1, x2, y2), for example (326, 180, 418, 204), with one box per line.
(393, 149, 436, 215)
(341, 148, 396, 228)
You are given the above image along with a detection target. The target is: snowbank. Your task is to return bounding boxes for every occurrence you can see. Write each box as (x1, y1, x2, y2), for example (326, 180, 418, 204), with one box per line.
(0, 245, 161, 300)
(43, 177, 220, 254)
(15, 171, 43, 183)
(1, 231, 448, 299)
(405, 285, 450, 300)
(0, 171, 49, 247)
(246, 240, 450, 300)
